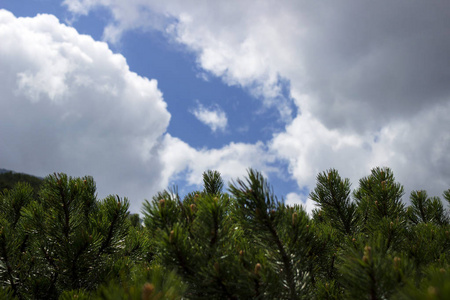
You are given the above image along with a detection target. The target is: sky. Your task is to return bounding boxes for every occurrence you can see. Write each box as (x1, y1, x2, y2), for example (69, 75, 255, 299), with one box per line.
(1, 0, 450, 214)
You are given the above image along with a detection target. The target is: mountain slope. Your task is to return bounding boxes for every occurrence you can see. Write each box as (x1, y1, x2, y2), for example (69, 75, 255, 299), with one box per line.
(0, 169, 43, 194)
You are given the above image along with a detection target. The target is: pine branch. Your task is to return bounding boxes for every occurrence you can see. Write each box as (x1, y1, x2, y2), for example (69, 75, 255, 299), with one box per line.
(98, 196, 123, 256)
(0, 234, 18, 297)
(230, 169, 299, 299)
(310, 169, 356, 235)
(203, 170, 224, 195)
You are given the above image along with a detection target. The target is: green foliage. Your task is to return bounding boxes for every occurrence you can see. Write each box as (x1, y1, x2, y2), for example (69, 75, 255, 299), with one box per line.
(309, 169, 358, 235)
(57, 264, 185, 300)
(143, 172, 252, 299)
(354, 167, 406, 232)
(0, 173, 145, 299)
(0, 167, 449, 299)
(203, 170, 224, 195)
(230, 169, 314, 299)
(408, 190, 448, 226)
(338, 240, 410, 299)
(394, 265, 450, 300)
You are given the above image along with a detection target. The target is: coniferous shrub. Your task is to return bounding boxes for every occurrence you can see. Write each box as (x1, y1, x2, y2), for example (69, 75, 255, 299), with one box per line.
(1, 167, 450, 299)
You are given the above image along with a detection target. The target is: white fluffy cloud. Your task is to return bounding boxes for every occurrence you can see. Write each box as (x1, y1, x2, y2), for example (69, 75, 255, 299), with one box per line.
(160, 134, 277, 190)
(191, 102, 227, 133)
(62, 0, 450, 201)
(63, 0, 297, 119)
(0, 10, 171, 211)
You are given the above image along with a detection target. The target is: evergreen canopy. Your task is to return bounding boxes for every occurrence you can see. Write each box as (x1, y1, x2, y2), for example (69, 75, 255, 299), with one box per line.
(1, 167, 450, 299)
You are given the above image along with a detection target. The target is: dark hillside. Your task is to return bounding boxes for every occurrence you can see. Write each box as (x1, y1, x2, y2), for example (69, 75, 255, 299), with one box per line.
(0, 169, 43, 194)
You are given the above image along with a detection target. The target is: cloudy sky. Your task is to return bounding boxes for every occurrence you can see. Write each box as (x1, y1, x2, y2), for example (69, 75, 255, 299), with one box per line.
(1, 0, 449, 213)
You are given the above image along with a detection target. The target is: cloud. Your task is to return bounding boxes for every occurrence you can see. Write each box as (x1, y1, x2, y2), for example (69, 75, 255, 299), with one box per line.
(63, 0, 296, 120)
(160, 134, 278, 189)
(191, 101, 227, 132)
(65, 0, 450, 198)
(270, 108, 371, 192)
(0, 9, 171, 212)
(0, 9, 283, 213)
(285, 193, 318, 216)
